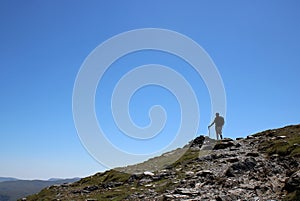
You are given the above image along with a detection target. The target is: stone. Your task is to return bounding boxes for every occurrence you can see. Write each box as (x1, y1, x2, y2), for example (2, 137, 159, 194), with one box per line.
(83, 185, 98, 192)
(222, 138, 233, 142)
(284, 170, 300, 192)
(144, 171, 155, 176)
(276, 135, 287, 139)
(101, 181, 123, 188)
(197, 170, 213, 177)
(225, 157, 257, 177)
(175, 188, 200, 195)
(240, 183, 255, 190)
(247, 135, 255, 139)
(138, 178, 153, 185)
(185, 171, 194, 176)
(191, 135, 205, 147)
(213, 142, 234, 150)
(235, 143, 242, 148)
(226, 157, 239, 163)
(246, 152, 259, 157)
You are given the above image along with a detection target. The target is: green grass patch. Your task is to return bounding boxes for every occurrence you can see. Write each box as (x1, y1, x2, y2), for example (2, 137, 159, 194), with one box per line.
(102, 170, 130, 183)
(257, 125, 300, 157)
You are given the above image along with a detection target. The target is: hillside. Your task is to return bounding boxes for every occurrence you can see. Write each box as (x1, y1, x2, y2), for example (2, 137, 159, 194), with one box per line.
(0, 178, 18, 183)
(24, 124, 300, 201)
(0, 178, 79, 201)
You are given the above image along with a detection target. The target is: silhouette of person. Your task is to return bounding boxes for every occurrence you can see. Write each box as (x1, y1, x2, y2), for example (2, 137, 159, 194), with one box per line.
(208, 113, 225, 140)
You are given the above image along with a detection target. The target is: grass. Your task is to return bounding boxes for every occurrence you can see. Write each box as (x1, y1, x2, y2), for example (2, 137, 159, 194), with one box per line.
(256, 125, 300, 157)
(102, 170, 130, 183)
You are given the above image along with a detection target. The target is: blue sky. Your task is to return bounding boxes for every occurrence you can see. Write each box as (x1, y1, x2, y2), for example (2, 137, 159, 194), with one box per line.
(1, 1, 299, 179)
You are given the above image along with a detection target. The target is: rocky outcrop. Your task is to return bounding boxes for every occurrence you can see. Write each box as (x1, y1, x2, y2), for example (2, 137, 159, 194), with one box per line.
(284, 170, 300, 192)
(190, 135, 205, 148)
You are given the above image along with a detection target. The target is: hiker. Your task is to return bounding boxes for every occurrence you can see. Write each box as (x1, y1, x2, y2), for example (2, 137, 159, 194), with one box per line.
(208, 113, 225, 140)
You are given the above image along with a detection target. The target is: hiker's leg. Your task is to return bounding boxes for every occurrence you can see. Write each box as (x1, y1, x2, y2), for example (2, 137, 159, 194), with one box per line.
(215, 127, 219, 140)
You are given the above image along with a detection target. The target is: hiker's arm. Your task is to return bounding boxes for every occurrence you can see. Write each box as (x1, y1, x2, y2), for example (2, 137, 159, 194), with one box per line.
(208, 120, 215, 128)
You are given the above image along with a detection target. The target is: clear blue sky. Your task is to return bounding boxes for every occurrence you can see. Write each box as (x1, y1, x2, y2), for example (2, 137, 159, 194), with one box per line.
(1, 1, 299, 179)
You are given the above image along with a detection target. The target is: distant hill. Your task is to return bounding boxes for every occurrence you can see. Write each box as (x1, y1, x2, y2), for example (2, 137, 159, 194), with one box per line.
(0, 178, 18, 183)
(24, 124, 300, 200)
(0, 178, 80, 201)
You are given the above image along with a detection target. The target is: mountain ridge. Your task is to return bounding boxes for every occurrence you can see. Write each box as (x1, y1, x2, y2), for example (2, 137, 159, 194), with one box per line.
(24, 124, 300, 200)
(0, 178, 18, 183)
(0, 178, 80, 201)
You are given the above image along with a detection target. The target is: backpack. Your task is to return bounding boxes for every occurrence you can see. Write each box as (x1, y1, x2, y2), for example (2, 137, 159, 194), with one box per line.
(216, 116, 225, 126)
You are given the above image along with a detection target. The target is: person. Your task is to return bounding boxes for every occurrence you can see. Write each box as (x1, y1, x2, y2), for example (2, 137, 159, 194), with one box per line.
(208, 113, 225, 140)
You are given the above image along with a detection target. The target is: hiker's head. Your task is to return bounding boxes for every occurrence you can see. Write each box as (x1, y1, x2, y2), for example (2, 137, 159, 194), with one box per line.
(216, 113, 219, 117)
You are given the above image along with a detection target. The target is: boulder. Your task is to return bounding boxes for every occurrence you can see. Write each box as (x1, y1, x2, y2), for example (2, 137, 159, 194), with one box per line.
(284, 170, 300, 192)
(191, 135, 205, 148)
(225, 157, 257, 177)
(213, 142, 234, 150)
(246, 152, 259, 157)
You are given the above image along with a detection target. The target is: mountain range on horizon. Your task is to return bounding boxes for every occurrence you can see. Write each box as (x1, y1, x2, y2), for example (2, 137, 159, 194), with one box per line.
(0, 178, 18, 183)
(0, 178, 80, 201)
(19, 124, 300, 201)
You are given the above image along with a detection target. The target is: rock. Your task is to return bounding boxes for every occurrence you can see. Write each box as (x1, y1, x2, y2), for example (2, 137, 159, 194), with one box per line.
(213, 142, 234, 150)
(71, 190, 81, 194)
(225, 157, 257, 177)
(247, 135, 255, 139)
(284, 170, 300, 192)
(138, 178, 153, 185)
(236, 137, 244, 140)
(235, 143, 242, 148)
(198, 154, 213, 161)
(240, 183, 255, 190)
(276, 135, 287, 139)
(83, 185, 98, 192)
(226, 157, 239, 163)
(175, 188, 200, 195)
(191, 135, 205, 148)
(185, 171, 194, 176)
(143, 171, 155, 176)
(127, 174, 142, 183)
(101, 181, 123, 188)
(222, 138, 233, 142)
(196, 170, 213, 177)
(215, 196, 222, 201)
(246, 152, 259, 157)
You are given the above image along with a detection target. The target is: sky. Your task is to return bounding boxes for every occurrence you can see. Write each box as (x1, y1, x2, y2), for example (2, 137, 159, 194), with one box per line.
(0, 1, 300, 180)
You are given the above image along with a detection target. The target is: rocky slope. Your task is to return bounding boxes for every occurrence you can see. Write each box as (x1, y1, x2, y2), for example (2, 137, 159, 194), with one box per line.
(23, 124, 300, 201)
